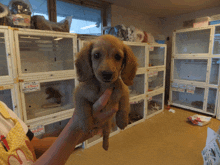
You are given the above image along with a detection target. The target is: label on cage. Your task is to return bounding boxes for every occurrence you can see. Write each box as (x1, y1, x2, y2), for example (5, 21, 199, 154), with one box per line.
(177, 84, 186, 92)
(153, 71, 158, 76)
(0, 85, 13, 90)
(148, 72, 154, 77)
(171, 83, 178, 88)
(177, 88, 185, 92)
(179, 84, 186, 89)
(22, 81, 40, 93)
(30, 125, 45, 136)
(149, 46, 154, 51)
(172, 87, 178, 91)
(186, 85, 196, 94)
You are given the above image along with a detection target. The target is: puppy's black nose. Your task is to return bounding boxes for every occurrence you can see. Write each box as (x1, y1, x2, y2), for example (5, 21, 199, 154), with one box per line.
(102, 71, 113, 81)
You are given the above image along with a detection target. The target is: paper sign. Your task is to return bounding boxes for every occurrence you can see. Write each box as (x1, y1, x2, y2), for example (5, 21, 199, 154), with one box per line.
(171, 83, 179, 92)
(148, 72, 154, 77)
(171, 83, 178, 88)
(148, 71, 158, 78)
(186, 85, 196, 94)
(153, 71, 158, 76)
(149, 46, 154, 51)
(177, 84, 186, 92)
(177, 88, 185, 92)
(22, 81, 40, 93)
(30, 125, 45, 136)
(0, 85, 13, 90)
(172, 87, 178, 91)
(179, 84, 186, 89)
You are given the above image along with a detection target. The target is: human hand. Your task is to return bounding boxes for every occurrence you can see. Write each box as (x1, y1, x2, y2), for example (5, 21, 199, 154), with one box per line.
(33, 88, 117, 164)
(76, 88, 118, 144)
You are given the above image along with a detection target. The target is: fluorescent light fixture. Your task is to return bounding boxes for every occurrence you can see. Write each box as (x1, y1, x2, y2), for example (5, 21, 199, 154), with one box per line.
(20, 36, 41, 40)
(35, 40, 52, 44)
(70, 31, 75, 33)
(54, 37, 63, 41)
(81, 24, 97, 30)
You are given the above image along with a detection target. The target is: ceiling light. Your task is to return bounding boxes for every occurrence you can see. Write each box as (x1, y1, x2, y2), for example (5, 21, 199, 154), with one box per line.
(35, 40, 52, 44)
(81, 24, 97, 30)
(54, 37, 63, 41)
(20, 36, 41, 40)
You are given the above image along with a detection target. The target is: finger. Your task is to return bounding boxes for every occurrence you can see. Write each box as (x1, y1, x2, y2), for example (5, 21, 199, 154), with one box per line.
(94, 103, 119, 119)
(78, 127, 100, 143)
(93, 88, 113, 114)
(94, 109, 117, 126)
(84, 128, 101, 140)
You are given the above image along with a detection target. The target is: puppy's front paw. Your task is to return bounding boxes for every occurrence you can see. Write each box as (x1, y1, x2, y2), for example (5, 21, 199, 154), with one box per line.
(116, 120, 128, 130)
(116, 111, 129, 130)
(103, 142, 109, 151)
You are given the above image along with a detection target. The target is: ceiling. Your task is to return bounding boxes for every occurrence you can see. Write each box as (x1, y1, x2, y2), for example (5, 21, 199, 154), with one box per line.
(104, 0, 220, 17)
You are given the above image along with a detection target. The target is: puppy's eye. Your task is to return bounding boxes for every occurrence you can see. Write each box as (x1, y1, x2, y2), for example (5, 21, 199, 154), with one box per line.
(115, 54, 121, 61)
(94, 53, 100, 59)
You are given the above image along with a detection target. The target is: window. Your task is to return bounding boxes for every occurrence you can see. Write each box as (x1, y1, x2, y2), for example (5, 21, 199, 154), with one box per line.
(56, 0, 102, 35)
(30, 0, 49, 20)
(1, 0, 9, 6)
(1, 0, 110, 35)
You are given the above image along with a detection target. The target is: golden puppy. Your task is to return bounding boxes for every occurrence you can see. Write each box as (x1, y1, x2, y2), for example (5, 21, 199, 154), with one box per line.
(74, 35, 138, 150)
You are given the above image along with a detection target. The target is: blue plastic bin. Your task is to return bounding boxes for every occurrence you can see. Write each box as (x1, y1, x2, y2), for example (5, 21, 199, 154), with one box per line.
(210, 20, 220, 25)
(155, 40, 165, 44)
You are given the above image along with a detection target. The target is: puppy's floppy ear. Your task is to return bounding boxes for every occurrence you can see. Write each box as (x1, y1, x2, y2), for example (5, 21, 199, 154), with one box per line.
(121, 44, 138, 86)
(75, 42, 94, 82)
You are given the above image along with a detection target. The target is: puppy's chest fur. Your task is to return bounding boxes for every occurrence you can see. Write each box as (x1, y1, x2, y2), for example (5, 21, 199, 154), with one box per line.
(84, 78, 123, 108)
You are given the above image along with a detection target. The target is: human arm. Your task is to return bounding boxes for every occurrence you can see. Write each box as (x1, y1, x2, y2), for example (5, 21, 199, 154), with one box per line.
(33, 88, 116, 165)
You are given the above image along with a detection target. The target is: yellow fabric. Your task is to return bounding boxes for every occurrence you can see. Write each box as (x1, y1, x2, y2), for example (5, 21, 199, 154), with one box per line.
(0, 102, 35, 165)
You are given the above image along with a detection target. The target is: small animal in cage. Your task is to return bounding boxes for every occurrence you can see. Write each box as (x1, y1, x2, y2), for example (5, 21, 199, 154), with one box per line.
(129, 112, 142, 124)
(148, 100, 160, 111)
(74, 35, 138, 150)
(191, 101, 203, 109)
(207, 103, 215, 113)
(45, 87, 62, 104)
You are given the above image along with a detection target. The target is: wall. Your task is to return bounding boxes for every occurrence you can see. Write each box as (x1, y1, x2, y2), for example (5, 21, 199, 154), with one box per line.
(111, 4, 166, 101)
(161, 6, 220, 103)
(161, 6, 220, 37)
(111, 4, 162, 37)
(110, 5, 220, 103)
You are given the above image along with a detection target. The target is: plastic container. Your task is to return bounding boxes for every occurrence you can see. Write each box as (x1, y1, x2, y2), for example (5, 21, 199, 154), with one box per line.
(155, 40, 165, 44)
(210, 14, 220, 21)
(193, 21, 209, 28)
(210, 20, 220, 25)
(193, 17, 210, 28)
(8, 0, 32, 28)
(195, 16, 210, 23)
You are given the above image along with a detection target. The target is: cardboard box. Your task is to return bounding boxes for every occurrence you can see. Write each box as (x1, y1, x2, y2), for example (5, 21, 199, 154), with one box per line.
(193, 21, 209, 28)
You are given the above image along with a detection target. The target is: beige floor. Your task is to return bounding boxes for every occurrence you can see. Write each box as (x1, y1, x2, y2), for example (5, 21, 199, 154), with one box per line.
(65, 107, 220, 165)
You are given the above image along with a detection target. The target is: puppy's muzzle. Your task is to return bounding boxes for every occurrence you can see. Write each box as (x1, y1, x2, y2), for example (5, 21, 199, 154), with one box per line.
(102, 71, 113, 82)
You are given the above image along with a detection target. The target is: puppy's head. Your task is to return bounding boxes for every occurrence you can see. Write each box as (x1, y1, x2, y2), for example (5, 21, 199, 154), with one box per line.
(75, 35, 138, 86)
